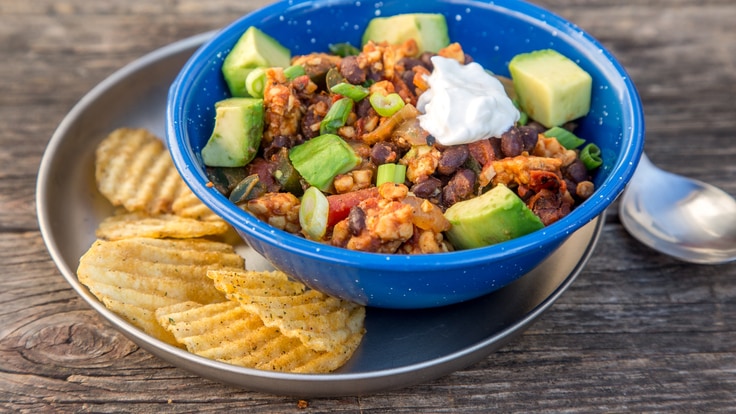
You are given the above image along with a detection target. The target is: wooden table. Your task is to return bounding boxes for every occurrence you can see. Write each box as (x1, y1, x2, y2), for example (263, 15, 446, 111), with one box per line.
(2, 0, 735, 412)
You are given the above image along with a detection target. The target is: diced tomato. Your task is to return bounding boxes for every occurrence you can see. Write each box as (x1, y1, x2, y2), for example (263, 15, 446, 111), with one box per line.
(326, 187, 379, 226)
(528, 170, 563, 192)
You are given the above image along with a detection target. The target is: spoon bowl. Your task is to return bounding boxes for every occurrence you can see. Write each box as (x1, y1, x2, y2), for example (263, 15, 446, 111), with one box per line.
(620, 153, 736, 264)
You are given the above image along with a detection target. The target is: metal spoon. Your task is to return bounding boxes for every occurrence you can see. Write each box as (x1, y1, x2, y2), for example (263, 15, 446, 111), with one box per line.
(619, 153, 736, 264)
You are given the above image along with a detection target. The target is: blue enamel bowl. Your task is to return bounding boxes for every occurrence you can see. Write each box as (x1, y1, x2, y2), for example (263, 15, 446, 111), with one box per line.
(166, 0, 644, 309)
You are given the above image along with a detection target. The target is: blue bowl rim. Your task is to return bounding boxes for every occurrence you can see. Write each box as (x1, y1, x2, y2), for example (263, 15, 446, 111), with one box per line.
(166, 0, 644, 273)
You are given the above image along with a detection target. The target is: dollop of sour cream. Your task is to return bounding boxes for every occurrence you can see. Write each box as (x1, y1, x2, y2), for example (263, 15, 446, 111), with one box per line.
(416, 56, 520, 146)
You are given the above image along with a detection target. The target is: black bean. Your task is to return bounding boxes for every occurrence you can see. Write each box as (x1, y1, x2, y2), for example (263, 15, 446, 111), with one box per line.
(442, 168, 476, 207)
(401, 70, 416, 95)
(419, 52, 435, 71)
(489, 137, 504, 160)
(397, 57, 424, 71)
(518, 125, 539, 153)
(411, 176, 442, 199)
(355, 98, 373, 117)
(370, 142, 398, 165)
(367, 70, 383, 83)
(347, 206, 366, 236)
(300, 110, 322, 139)
(500, 127, 523, 157)
(339, 55, 366, 85)
(565, 178, 578, 199)
(263, 135, 293, 159)
(437, 145, 469, 175)
(564, 159, 589, 183)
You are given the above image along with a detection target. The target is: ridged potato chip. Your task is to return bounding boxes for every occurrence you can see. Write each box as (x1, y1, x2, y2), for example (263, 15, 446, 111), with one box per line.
(102, 297, 180, 347)
(77, 237, 245, 343)
(208, 269, 366, 354)
(95, 211, 229, 241)
(171, 190, 223, 222)
(95, 128, 221, 222)
(95, 128, 186, 214)
(156, 301, 363, 373)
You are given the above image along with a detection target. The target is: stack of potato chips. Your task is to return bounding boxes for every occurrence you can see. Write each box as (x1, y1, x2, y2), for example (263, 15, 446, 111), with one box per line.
(77, 128, 365, 374)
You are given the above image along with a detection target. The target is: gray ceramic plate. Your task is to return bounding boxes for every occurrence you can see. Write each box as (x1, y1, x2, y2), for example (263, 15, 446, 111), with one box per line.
(37, 32, 604, 397)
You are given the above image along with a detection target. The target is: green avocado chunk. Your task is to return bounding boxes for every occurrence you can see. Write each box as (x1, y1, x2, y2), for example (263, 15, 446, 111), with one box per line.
(201, 98, 264, 167)
(508, 49, 592, 128)
(222, 26, 291, 97)
(444, 184, 544, 249)
(361, 13, 450, 53)
(288, 134, 361, 192)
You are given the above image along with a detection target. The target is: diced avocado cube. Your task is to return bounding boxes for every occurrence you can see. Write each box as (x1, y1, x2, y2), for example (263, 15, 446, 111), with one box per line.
(222, 26, 291, 97)
(201, 98, 264, 167)
(444, 184, 544, 249)
(361, 13, 450, 54)
(288, 134, 362, 192)
(508, 49, 592, 128)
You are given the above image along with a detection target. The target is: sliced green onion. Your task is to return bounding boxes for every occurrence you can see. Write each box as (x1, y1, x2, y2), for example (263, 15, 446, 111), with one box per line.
(580, 143, 603, 170)
(543, 126, 585, 149)
(328, 42, 361, 57)
(299, 186, 330, 240)
(517, 110, 528, 126)
(283, 64, 306, 80)
(244, 67, 267, 98)
(369, 92, 406, 117)
(319, 97, 354, 135)
(330, 82, 370, 101)
(376, 163, 407, 186)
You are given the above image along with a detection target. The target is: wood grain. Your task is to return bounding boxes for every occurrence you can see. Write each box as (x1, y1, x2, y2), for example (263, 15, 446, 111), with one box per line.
(1, 0, 734, 412)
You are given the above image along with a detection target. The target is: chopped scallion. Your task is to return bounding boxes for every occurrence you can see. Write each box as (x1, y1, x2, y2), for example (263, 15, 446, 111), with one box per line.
(376, 163, 407, 186)
(330, 82, 370, 101)
(299, 186, 330, 240)
(283, 64, 306, 80)
(518, 110, 528, 126)
(319, 97, 354, 135)
(244, 68, 267, 98)
(369, 92, 406, 117)
(580, 143, 603, 169)
(543, 126, 585, 149)
(512, 99, 529, 126)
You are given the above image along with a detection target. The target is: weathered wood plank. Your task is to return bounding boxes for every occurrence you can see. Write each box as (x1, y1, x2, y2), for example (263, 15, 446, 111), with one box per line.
(1, 0, 735, 412)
